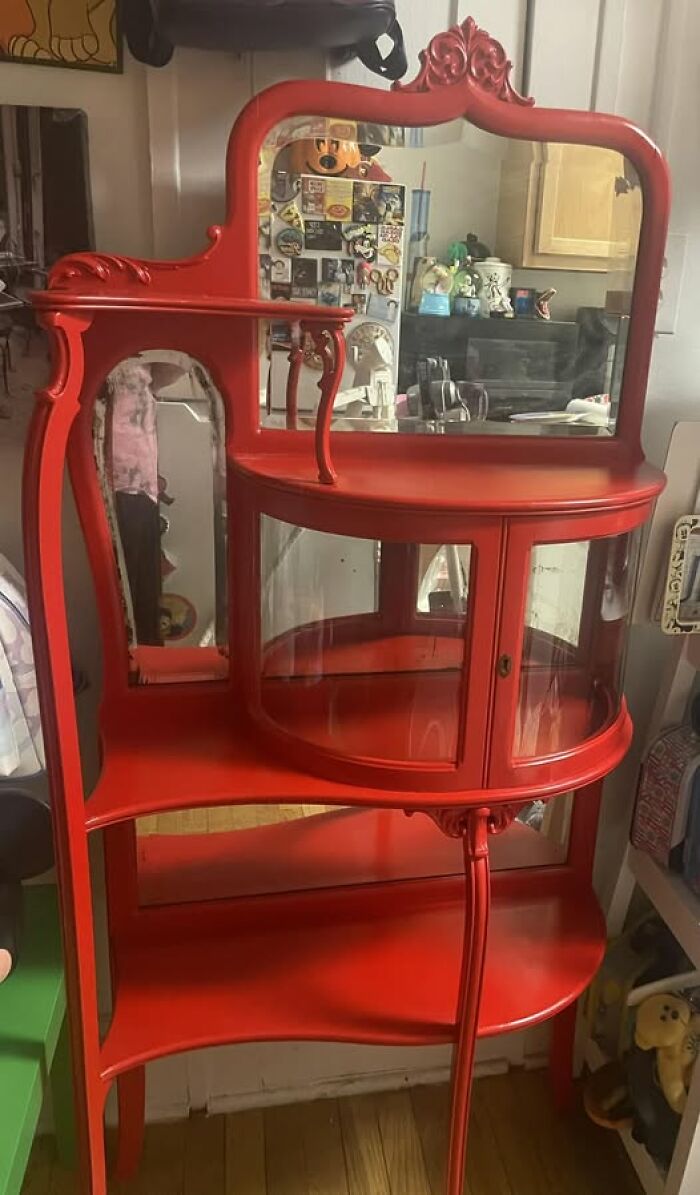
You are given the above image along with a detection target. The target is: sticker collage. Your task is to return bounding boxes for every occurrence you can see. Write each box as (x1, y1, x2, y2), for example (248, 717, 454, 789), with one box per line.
(260, 176, 406, 325)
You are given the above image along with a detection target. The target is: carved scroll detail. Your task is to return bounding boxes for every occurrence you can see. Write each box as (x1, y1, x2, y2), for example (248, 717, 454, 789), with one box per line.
(395, 16, 533, 106)
(421, 803, 525, 841)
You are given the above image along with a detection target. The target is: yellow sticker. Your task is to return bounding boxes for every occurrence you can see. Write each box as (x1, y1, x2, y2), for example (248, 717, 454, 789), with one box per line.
(278, 202, 303, 230)
(324, 177, 354, 222)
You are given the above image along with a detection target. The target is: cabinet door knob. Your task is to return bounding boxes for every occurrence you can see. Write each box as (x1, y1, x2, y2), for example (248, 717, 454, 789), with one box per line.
(497, 653, 513, 678)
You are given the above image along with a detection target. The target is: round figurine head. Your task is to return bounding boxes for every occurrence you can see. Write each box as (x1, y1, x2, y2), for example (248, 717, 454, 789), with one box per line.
(289, 138, 362, 176)
(635, 995, 691, 1051)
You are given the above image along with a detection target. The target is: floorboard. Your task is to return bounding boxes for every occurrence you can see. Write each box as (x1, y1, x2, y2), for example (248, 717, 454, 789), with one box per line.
(21, 1073, 643, 1194)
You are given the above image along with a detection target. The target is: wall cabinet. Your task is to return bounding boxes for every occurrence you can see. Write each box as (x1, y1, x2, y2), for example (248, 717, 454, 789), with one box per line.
(495, 141, 642, 272)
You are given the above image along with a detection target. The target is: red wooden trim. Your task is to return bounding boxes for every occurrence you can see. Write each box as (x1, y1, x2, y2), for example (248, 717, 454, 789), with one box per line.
(447, 809, 490, 1195)
(22, 311, 108, 1194)
(308, 325, 346, 484)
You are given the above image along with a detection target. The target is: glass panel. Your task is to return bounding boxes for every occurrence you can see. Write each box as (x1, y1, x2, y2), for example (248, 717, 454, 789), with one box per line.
(134, 800, 466, 906)
(261, 518, 470, 763)
(515, 531, 640, 758)
(93, 351, 227, 682)
(490, 792, 573, 871)
(259, 118, 642, 437)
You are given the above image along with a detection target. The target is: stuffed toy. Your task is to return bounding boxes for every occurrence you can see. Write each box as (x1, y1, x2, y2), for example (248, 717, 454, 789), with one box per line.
(634, 992, 700, 1114)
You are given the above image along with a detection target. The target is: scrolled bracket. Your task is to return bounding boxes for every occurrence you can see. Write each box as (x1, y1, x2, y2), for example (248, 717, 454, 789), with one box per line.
(305, 322, 347, 485)
(419, 802, 527, 854)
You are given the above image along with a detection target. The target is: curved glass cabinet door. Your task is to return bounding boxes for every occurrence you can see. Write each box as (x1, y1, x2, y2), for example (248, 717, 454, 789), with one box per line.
(490, 511, 643, 788)
(515, 531, 639, 758)
(257, 516, 500, 783)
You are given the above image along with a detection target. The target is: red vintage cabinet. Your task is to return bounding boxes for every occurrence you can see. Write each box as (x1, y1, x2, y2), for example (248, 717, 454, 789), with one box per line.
(22, 15, 669, 1195)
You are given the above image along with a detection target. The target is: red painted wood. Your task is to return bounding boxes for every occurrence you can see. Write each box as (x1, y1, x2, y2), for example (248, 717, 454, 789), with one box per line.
(85, 684, 633, 824)
(310, 325, 346, 484)
(97, 868, 605, 1083)
(447, 812, 491, 1195)
(21, 15, 669, 1193)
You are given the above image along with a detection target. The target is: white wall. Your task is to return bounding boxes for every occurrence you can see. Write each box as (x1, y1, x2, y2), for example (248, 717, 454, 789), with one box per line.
(0, 0, 691, 1116)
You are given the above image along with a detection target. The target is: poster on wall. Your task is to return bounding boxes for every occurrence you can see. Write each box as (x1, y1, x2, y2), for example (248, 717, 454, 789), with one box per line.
(0, 0, 120, 72)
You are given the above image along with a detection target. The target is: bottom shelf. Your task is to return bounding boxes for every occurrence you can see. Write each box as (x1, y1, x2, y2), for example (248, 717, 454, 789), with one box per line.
(585, 1039, 665, 1195)
(100, 861, 605, 1083)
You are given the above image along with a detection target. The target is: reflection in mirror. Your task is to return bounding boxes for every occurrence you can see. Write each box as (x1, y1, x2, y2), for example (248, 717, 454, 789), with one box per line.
(134, 789, 573, 906)
(93, 351, 227, 682)
(490, 792, 573, 872)
(135, 802, 467, 907)
(258, 118, 641, 437)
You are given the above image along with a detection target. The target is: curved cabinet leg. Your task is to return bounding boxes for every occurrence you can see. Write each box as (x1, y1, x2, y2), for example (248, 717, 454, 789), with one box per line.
(549, 1000, 577, 1112)
(422, 806, 492, 1195)
(446, 809, 491, 1195)
(113, 1066, 146, 1180)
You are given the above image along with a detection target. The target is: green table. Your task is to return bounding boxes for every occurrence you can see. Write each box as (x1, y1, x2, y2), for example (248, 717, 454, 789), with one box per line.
(0, 885, 75, 1195)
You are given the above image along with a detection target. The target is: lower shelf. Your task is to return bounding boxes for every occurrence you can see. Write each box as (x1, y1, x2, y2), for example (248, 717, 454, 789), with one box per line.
(100, 866, 605, 1083)
(585, 1039, 666, 1195)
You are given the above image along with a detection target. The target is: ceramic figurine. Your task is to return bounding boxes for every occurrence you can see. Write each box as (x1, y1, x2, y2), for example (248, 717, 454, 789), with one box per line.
(474, 257, 514, 318)
(536, 287, 557, 321)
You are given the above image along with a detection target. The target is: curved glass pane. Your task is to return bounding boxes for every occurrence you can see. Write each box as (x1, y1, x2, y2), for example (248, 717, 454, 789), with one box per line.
(260, 518, 470, 763)
(515, 531, 640, 758)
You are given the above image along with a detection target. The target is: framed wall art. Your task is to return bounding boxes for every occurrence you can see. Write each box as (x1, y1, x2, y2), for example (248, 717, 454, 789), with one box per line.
(662, 515, 700, 634)
(0, 1, 120, 72)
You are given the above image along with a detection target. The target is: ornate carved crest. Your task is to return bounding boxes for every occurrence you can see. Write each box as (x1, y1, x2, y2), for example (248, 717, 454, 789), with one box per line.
(49, 253, 153, 290)
(48, 226, 224, 292)
(395, 16, 533, 106)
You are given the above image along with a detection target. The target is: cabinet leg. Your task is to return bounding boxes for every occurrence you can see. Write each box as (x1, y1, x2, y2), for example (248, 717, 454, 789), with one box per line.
(446, 809, 491, 1195)
(114, 1066, 146, 1180)
(549, 1001, 577, 1112)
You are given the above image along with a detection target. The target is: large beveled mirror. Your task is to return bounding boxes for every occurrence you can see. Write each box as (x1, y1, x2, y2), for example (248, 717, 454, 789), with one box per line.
(258, 116, 641, 438)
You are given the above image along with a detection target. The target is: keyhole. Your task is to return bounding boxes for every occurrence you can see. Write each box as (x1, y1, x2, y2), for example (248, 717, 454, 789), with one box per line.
(497, 653, 512, 678)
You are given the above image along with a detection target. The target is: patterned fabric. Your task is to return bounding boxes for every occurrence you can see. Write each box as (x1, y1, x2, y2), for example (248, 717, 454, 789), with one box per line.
(107, 361, 159, 503)
(631, 725, 699, 864)
(0, 555, 44, 777)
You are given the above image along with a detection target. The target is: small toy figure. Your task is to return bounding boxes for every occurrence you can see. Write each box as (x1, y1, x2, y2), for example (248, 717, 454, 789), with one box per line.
(536, 287, 557, 321)
(447, 241, 470, 268)
(356, 260, 372, 288)
(465, 232, 492, 261)
(634, 993, 700, 1114)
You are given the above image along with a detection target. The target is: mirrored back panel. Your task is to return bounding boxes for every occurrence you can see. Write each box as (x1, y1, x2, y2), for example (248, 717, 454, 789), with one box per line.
(258, 118, 641, 438)
(93, 351, 228, 680)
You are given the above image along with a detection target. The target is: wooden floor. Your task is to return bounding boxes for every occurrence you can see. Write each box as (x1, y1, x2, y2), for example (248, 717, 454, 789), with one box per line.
(136, 802, 334, 836)
(23, 1072, 642, 1194)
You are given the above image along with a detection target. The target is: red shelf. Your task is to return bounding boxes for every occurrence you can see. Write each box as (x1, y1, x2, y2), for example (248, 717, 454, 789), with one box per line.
(99, 866, 604, 1082)
(233, 450, 664, 517)
(33, 291, 354, 321)
(87, 684, 620, 827)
